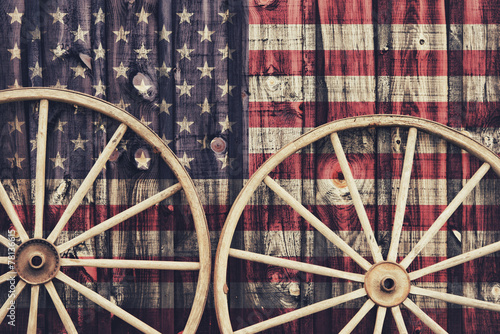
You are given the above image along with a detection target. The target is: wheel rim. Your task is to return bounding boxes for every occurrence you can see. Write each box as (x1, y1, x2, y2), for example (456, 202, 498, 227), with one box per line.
(0, 88, 211, 333)
(215, 114, 500, 333)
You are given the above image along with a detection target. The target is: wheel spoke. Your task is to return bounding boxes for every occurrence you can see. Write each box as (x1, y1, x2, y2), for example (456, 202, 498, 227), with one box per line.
(60, 258, 200, 271)
(229, 248, 365, 282)
(373, 306, 387, 334)
(27, 285, 40, 334)
(0, 280, 26, 324)
(0, 257, 8, 265)
(391, 306, 408, 334)
(34, 99, 49, 238)
(0, 235, 11, 249)
(0, 271, 16, 285)
(403, 298, 447, 334)
(56, 271, 161, 333)
(388, 127, 417, 262)
(400, 162, 490, 269)
(234, 289, 367, 334)
(409, 239, 500, 280)
(47, 123, 128, 243)
(330, 133, 383, 263)
(45, 281, 78, 334)
(264, 176, 371, 271)
(0, 181, 29, 242)
(339, 299, 376, 334)
(57, 182, 182, 252)
(411, 286, 500, 312)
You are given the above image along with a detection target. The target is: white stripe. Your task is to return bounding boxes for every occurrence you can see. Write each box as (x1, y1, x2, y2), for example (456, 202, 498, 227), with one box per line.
(249, 76, 376, 102)
(378, 24, 447, 50)
(451, 24, 500, 50)
(378, 76, 448, 102)
(449, 76, 500, 102)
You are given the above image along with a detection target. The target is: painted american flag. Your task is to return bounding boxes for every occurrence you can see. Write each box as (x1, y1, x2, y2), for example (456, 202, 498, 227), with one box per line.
(0, 0, 499, 333)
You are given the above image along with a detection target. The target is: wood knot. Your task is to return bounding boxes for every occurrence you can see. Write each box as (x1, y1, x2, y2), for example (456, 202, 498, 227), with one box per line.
(288, 283, 300, 296)
(211, 137, 227, 153)
(254, 0, 279, 9)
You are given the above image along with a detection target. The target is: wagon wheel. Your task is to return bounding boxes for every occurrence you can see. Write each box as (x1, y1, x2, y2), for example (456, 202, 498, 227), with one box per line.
(214, 115, 500, 333)
(0, 88, 210, 334)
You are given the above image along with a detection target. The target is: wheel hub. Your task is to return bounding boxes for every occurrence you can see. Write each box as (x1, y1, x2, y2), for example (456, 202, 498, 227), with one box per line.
(364, 261, 410, 307)
(15, 239, 60, 285)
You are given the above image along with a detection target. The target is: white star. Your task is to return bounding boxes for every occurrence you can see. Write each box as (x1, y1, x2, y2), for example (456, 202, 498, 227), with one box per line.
(8, 79, 21, 89)
(219, 10, 236, 24)
(115, 98, 130, 110)
(217, 153, 236, 169)
(177, 7, 193, 24)
(177, 43, 194, 60)
(134, 43, 152, 60)
(30, 27, 41, 40)
(176, 116, 194, 133)
(54, 119, 67, 132)
(71, 24, 89, 42)
(197, 61, 215, 79)
(135, 151, 151, 169)
(178, 152, 194, 169)
(219, 116, 236, 133)
(113, 62, 129, 79)
(198, 98, 214, 114)
(8, 7, 23, 24)
(218, 80, 235, 97)
(50, 152, 67, 169)
(197, 135, 209, 149)
(113, 26, 131, 43)
(156, 62, 172, 78)
(71, 133, 88, 151)
(140, 116, 152, 127)
(52, 79, 67, 89)
(29, 62, 43, 79)
(70, 64, 87, 78)
(8, 43, 21, 60)
(161, 134, 172, 146)
(136, 6, 152, 24)
(197, 25, 215, 42)
(157, 25, 172, 42)
(93, 8, 105, 24)
(176, 80, 194, 97)
(50, 7, 67, 24)
(219, 44, 236, 60)
(93, 80, 106, 96)
(94, 43, 106, 60)
(158, 99, 172, 114)
(134, 79, 152, 95)
(50, 44, 67, 60)
(8, 116, 24, 133)
(7, 153, 24, 169)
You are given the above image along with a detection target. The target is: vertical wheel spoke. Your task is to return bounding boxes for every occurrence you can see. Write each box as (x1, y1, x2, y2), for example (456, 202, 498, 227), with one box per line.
(411, 286, 500, 311)
(388, 127, 417, 262)
(403, 298, 447, 334)
(400, 162, 490, 269)
(0, 280, 26, 324)
(34, 99, 49, 238)
(47, 123, 128, 243)
(409, 239, 500, 280)
(391, 306, 408, 334)
(339, 299, 375, 334)
(264, 176, 372, 271)
(0, 182, 29, 242)
(233, 289, 367, 334)
(56, 272, 160, 334)
(45, 281, 78, 334)
(57, 182, 182, 253)
(331, 133, 383, 263)
(27, 285, 40, 334)
(373, 306, 387, 334)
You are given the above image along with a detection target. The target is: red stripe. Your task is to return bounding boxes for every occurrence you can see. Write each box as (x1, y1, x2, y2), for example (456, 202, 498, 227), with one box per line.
(449, 102, 500, 128)
(378, 50, 448, 76)
(450, 50, 500, 76)
(377, 0, 446, 24)
(449, 0, 500, 24)
(249, 50, 376, 76)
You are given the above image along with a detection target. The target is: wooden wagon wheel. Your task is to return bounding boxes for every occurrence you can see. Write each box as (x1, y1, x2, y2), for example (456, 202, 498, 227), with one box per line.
(214, 115, 500, 333)
(0, 88, 210, 334)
